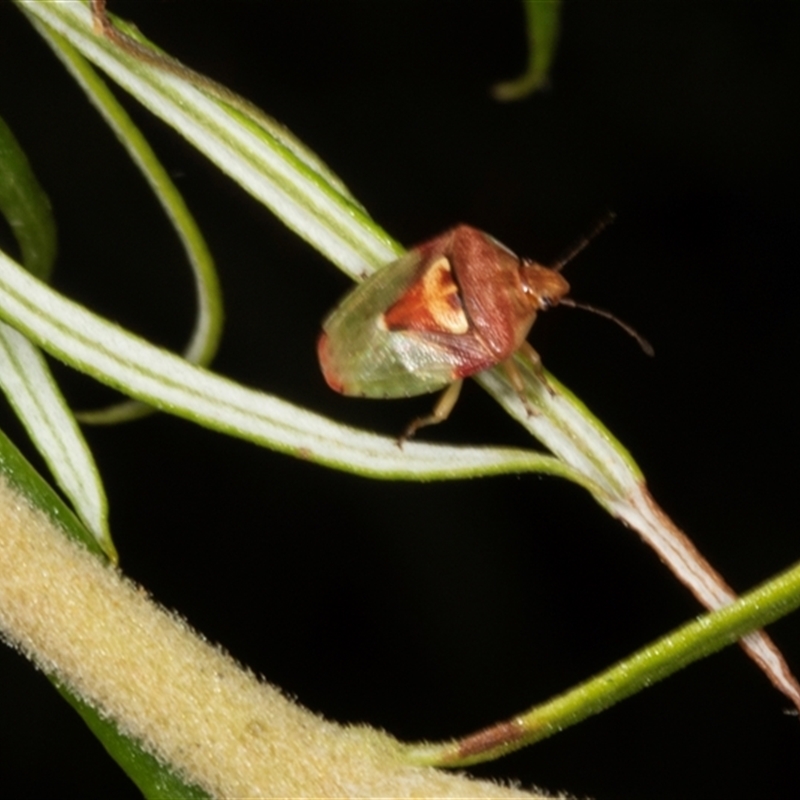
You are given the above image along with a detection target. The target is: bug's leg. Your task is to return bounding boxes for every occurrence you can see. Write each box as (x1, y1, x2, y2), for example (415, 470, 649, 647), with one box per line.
(518, 341, 556, 397)
(502, 358, 538, 417)
(398, 380, 463, 447)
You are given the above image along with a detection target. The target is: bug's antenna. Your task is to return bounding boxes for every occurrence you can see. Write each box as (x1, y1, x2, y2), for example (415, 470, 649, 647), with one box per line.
(551, 211, 617, 273)
(560, 298, 654, 356)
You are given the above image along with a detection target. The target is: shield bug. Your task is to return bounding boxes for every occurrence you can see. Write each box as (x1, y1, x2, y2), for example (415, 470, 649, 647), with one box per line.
(318, 223, 651, 442)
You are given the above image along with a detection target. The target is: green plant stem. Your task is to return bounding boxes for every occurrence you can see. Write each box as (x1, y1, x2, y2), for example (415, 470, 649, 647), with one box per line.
(406, 557, 800, 766)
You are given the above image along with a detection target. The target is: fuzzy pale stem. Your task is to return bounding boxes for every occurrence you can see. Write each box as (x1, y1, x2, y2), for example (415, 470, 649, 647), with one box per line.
(0, 475, 552, 798)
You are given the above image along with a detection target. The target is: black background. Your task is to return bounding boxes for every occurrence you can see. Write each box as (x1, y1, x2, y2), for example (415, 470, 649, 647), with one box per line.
(1, 2, 799, 798)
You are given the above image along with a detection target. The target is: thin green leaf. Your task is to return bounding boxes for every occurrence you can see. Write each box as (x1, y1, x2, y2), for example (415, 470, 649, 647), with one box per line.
(57, 687, 211, 800)
(0, 425, 102, 557)
(492, 0, 562, 101)
(407, 557, 800, 765)
(32, 25, 224, 425)
(0, 114, 57, 280)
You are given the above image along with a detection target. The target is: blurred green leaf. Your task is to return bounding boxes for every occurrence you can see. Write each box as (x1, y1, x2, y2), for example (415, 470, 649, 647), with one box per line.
(493, 0, 562, 100)
(0, 114, 56, 280)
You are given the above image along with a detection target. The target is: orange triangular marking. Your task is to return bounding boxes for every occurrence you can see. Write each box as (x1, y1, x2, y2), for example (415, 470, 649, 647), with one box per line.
(383, 256, 469, 334)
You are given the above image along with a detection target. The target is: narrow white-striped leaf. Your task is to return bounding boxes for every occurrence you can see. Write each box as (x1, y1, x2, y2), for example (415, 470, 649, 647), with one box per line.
(34, 24, 224, 424)
(0, 113, 114, 560)
(0, 323, 115, 560)
(19, 0, 400, 281)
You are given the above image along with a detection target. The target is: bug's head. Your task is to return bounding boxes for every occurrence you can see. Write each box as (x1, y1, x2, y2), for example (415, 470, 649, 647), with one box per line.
(518, 213, 653, 356)
(520, 261, 571, 311)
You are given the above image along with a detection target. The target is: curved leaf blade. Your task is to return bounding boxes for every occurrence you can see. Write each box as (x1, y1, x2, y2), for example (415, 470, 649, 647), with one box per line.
(492, 0, 562, 101)
(33, 27, 224, 424)
(0, 115, 114, 559)
(20, 0, 400, 281)
(0, 325, 115, 559)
